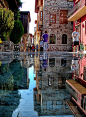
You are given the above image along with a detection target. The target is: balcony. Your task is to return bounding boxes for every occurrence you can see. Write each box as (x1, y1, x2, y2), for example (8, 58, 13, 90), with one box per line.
(68, 0, 86, 21)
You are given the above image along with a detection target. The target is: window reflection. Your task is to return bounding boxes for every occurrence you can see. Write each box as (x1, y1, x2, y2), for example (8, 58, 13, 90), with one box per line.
(61, 58, 66, 67)
(49, 58, 55, 67)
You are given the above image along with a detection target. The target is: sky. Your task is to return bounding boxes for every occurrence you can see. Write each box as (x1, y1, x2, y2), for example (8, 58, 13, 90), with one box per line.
(19, 0, 37, 35)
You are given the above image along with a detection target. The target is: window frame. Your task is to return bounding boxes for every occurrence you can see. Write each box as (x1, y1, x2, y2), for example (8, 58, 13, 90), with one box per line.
(60, 10, 68, 24)
(49, 14, 56, 24)
(50, 34, 56, 44)
(40, 11, 43, 21)
(62, 34, 67, 44)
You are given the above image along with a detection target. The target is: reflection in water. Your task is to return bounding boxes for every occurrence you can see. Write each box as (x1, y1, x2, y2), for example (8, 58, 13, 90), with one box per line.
(66, 54, 86, 117)
(0, 52, 86, 116)
(34, 52, 73, 116)
(12, 65, 37, 117)
(0, 60, 22, 117)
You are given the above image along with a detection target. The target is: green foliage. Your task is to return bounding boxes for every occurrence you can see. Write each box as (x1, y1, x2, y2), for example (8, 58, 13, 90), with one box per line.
(10, 20, 24, 44)
(7, 0, 22, 20)
(14, 10, 21, 20)
(0, 8, 14, 41)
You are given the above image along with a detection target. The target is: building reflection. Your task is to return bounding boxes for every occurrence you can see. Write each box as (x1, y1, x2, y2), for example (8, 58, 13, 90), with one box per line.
(66, 54, 86, 116)
(20, 54, 34, 89)
(33, 52, 73, 116)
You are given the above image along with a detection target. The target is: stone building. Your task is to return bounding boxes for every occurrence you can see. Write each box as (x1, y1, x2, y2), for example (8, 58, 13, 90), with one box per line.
(35, 0, 73, 51)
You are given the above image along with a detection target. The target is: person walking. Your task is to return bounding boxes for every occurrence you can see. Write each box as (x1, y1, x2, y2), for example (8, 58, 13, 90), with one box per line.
(72, 28, 80, 52)
(32, 44, 35, 51)
(42, 31, 48, 51)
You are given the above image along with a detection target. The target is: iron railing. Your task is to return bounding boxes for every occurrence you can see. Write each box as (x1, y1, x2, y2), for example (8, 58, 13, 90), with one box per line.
(68, 0, 86, 19)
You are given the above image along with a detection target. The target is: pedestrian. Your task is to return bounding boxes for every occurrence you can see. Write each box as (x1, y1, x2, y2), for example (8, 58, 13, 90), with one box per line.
(42, 31, 48, 51)
(32, 44, 35, 51)
(72, 27, 80, 52)
(41, 51, 48, 70)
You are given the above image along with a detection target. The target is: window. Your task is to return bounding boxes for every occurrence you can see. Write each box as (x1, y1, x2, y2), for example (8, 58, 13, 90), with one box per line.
(56, 101, 62, 109)
(61, 58, 66, 67)
(50, 14, 56, 24)
(47, 101, 53, 110)
(62, 34, 67, 44)
(60, 10, 68, 24)
(40, 11, 43, 21)
(65, 104, 68, 109)
(50, 34, 56, 44)
(48, 77, 54, 86)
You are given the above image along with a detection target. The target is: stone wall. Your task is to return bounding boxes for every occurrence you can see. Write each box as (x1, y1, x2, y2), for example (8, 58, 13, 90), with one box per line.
(43, 0, 73, 51)
(0, 41, 14, 52)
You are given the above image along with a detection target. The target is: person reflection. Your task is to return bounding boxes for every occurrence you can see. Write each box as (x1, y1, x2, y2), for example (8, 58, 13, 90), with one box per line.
(71, 54, 79, 70)
(41, 51, 48, 70)
(71, 54, 79, 80)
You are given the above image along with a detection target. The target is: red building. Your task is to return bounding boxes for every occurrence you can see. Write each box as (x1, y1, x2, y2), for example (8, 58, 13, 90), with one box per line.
(68, 0, 86, 52)
(66, 54, 86, 115)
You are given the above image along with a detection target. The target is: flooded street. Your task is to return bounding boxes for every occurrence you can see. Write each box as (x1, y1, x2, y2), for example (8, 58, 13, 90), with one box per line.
(0, 51, 86, 117)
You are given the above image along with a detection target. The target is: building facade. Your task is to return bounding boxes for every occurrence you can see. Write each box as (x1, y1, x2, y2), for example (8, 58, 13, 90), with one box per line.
(68, 0, 86, 52)
(35, 0, 73, 51)
(19, 11, 31, 52)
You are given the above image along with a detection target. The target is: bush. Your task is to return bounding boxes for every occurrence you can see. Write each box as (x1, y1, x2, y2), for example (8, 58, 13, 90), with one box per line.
(10, 20, 24, 44)
(0, 8, 14, 41)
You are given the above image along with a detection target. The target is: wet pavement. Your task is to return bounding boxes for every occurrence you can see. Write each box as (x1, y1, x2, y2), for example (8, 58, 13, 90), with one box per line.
(0, 51, 86, 117)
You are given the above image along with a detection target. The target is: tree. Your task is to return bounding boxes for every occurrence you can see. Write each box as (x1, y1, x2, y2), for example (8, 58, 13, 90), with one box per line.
(10, 20, 24, 44)
(0, 8, 14, 41)
(7, 0, 22, 20)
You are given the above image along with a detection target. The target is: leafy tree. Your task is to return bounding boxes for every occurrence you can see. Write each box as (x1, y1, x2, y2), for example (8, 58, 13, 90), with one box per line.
(10, 20, 24, 44)
(0, 8, 14, 41)
(7, 0, 22, 20)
